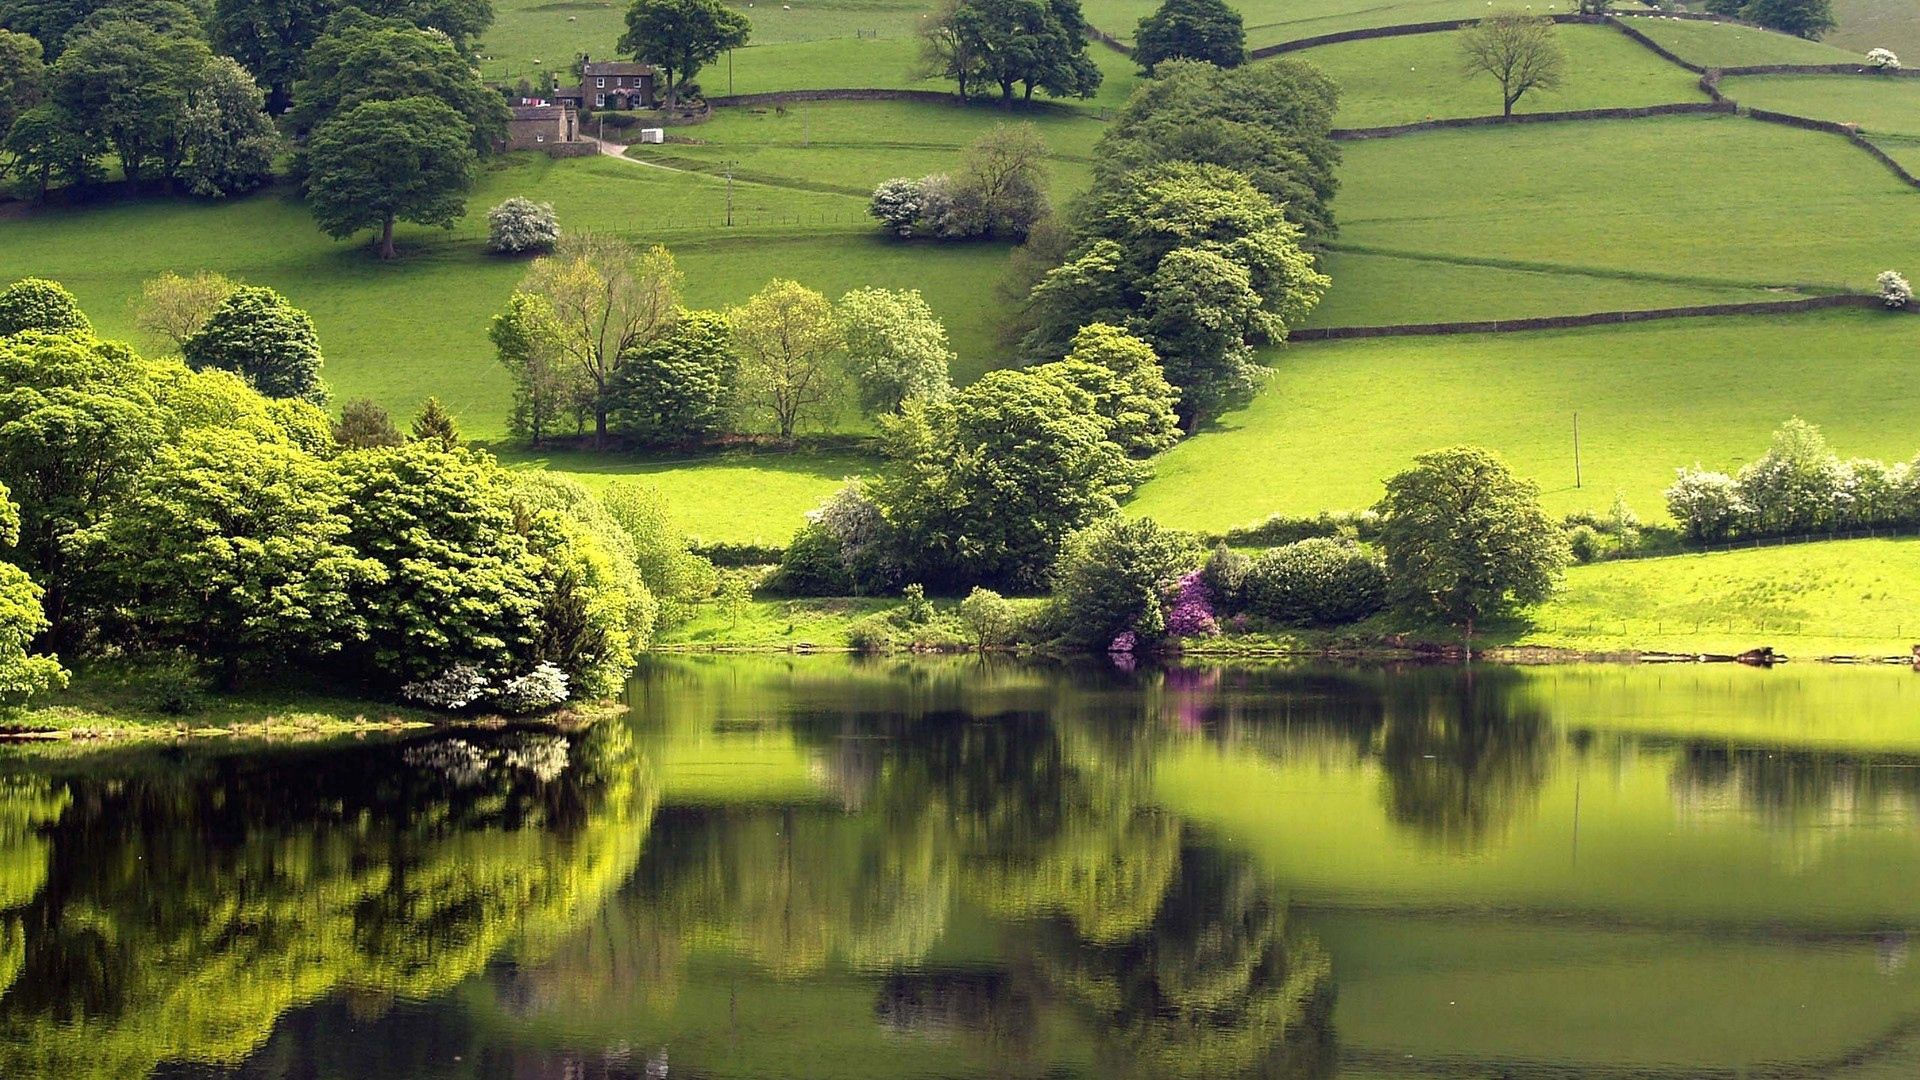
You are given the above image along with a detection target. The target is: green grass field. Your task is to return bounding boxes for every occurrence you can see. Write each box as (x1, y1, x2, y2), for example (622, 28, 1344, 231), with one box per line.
(1620, 13, 1863, 66)
(1827, 0, 1920, 63)
(629, 98, 1106, 196)
(1722, 73, 1920, 140)
(1300, 24, 1705, 128)
(1516, 538, 1920, 656)
(1079, 0, 1576, 49)
(1130, 308, 1920, 531)
(1336, 114, 1920, 296)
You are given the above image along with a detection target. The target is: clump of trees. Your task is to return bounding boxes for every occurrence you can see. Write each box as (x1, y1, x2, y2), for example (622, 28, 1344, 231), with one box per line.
(869, 123, 1051, 240)
(1705, 0, 1835, 40)
(919, 0, 1103, 106)
(1134, 0, 1245, 74)
(1458, 13, 1565, 118)
(0, 278, 714, 712)
(1666, 418, 1920, 542)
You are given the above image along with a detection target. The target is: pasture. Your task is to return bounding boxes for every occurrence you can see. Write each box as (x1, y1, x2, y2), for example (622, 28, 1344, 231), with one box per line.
(1335, 114, 1920, 296)
(1298, 24, 1704, 128)
(1618, 14, 1863, 66)
(1079, 0, 1556, 49)
(1720, 73, 1920, 141)
(1129, 308, 1920, 531)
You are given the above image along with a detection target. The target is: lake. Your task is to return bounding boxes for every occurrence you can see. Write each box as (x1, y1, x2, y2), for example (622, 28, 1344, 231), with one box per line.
(3, 656, 1920, 1078)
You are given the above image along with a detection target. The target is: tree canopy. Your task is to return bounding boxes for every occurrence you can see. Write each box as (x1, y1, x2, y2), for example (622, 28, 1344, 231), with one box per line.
(182, 284, 327, 400)
(619, 0, 750, 108)
(305, 95, 477, 258)
(1133, 0, 1244, 74)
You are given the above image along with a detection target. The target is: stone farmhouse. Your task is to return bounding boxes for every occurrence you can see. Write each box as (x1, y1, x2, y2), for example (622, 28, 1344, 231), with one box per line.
(555, 58, 658, 111)
(501, 102, 593, 156)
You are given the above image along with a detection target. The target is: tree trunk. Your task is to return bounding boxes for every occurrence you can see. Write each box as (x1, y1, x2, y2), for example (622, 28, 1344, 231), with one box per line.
(594, 404, 609, 448)
(1000, 80, 1015, 107)
(378, 215, 396, 259)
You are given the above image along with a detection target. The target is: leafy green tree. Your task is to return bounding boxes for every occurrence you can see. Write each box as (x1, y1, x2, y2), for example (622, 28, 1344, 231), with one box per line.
(1133, 0, 1243, 73)
(951, 0, 1101, 105)
(515, 235, 681, 444)
(176, 55, 279, 197)
(918, 0, 987, 100)
(1095, 58, 1341, 243)
(599, 481, 715, 627)
(506, 473, 659, 693)
(213, 0, 338, 109)
(359, 0, 497, 52)
(132, 269, 238, 352)
(69, 0, 211, 42)
(607, 308, 735, 444)
(1708, 0, 1834, 39)
(837, 288, 953, 415)
(1734, 417, 1844, 533)
(1242, 537, 1388, 626)
(182, 284, 327, 401)
(1376, 446, 1570, 628)
(618, 0, 750, 108)
(0, 333, 166, 647)
(0, 277, 92, 337)
(1458, 12, 1565, 117)
(0, 482, 67, 709)
(871, 369, 1142, 589)
(1050, 515, 1198, 648)
(305, 96, 477, 259)
(333, 397, 405, 448)
(1026, 162, 1328, 427)
(289, 12, 506, 155)
(491, 293, 585, 445)
(52, 19, 210, 186)
(411, 396, 461, 449)
(0, 30, 45, 135)
(76, 427, 376, 684)
(2, 103, 103, 199)
(949, 122, 1050, 239)
(1034, 322, 1179, 457)
(730, 279, 844, 440)
(336, 444, 547, 684)
(957, 586, 1014, 650)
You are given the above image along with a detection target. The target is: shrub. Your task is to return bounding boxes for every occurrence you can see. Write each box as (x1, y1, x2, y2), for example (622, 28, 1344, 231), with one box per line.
(402, 663, 492, 710)
(0, 277, 91, 337)
(1867, 48, 1900, 69)
(1878, 270, 1912, 308)
(767, 522, 853, 596)
(899, 582, 934, 625)
(493, 662, 571, 713)
(958, 586, 1014, 650)
(1566, 524, 1603, 564)
(1242, 538, 1387, 626)
(1664, 466, 1748, 541)
(1735, 417, 1844, 533)
(487, 197, 560, 254)
(1051, 516, 1200, 649)
(869, 177, 923, 237)
(1219, 509, 1380, 548)
(1164, 570, 1218, 637)
(1200, 542, 1251, 610)
(334, 398, 405, 449)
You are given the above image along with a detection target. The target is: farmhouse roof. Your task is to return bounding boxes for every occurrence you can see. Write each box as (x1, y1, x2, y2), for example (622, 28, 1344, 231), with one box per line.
(582, 59, 655, 77)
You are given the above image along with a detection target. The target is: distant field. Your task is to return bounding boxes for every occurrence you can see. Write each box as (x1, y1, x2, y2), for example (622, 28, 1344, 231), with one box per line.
(631, 98, 1106, 196)
(1299, 24, 1705, 128)
(1520, 538, 1920, 657)
(1827, 0, 1920, 65)
(1721, 73, 1920, 140)
(1081, 0, 1553, 49)
(496, 445, 873, 544)
(1619, 14, 1863, 66)
(1337, 114, 1920, 295)
(1306, 250, 1784, 328)
(1129, 308, 1920, 531)
(0, 153, 1023, 438)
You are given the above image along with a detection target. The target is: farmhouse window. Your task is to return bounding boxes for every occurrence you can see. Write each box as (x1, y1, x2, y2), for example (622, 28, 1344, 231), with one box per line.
(596, 77, 605, 88)
(595, 93, 605, 107)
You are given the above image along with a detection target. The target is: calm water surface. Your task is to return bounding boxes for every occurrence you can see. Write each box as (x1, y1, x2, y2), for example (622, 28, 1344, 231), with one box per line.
(4, 658, 1920, 1078)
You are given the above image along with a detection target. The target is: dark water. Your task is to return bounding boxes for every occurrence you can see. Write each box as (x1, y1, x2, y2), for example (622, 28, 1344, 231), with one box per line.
(4, 657, 1920, 1079)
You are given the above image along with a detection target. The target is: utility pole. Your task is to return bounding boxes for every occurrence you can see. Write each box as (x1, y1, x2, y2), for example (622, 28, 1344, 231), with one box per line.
(728, 49, 734, 96)
(1573, 411, 1582, 489)
(724, 160, 735, 227)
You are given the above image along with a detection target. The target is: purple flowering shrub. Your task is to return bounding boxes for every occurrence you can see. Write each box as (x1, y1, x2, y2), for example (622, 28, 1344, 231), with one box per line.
(1165, 571, 1218, 637)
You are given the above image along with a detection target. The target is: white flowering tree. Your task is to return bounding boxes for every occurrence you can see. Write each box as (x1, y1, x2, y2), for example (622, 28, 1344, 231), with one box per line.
(1878, 269, 1912, 307)
(1867, 48, 1900, 70)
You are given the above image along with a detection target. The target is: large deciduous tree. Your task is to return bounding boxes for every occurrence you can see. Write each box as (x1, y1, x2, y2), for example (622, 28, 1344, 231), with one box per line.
(1707, 0, 1834, 40)
(512, 235, 681, 443)
(730, 280, 844, 441)
(134, 270, 239, 352)
(1376, 446, 1569, 628)
(76, 427, 376, 684)
(1094, 58, 1341, 243)
(52, 18, 211, 186)
(182, 284, 327, 400)
(837, 288, 953, 415)
(290, 12, 507, 156)
(305, 96, 477, 259)
(490, 292, 586, 445)
(1024, 161, 1327, 427)
(176, 55, 280, 197)
(1458, 12, 1565, 117)
(0, 277, 92, 337)
(0, 30, 46, 135)
(1033, 322, 1179, 458)
(607, 308, 736, 445)
(948, 0, 1101, 106)
(1133, 0, 1244, 74)
(2, 103, 103, 199)
(618, 0, 750, 109)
